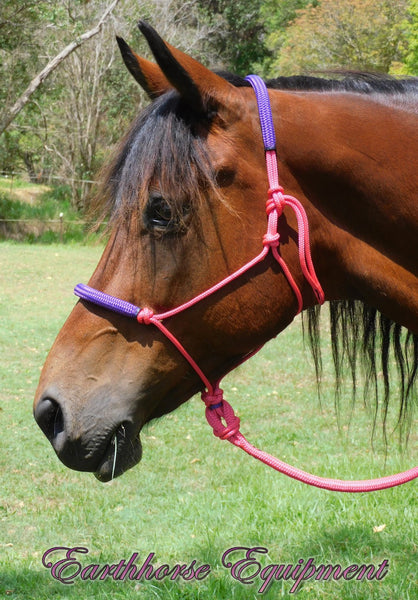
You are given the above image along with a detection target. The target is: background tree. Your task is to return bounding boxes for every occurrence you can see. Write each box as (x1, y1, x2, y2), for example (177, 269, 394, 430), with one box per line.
(402, 0, 418, 74)
(0, 1, 51, 179)
(0, 0, 417, 214)
(197, 0, 267, 74)
(0, 0, 224, 210)
(258, 0, 312, 76)
(40, 2, 122, 209)
(269, 0, 409, 76)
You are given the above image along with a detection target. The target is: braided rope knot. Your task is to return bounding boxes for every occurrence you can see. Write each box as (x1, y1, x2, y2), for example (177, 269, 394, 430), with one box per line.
(266, 187, 285, 217)
(205, 398, 241, 441)
(137, 307, 154, 325)
(201, 387, 224, 408)
(263, 231, 280, 247)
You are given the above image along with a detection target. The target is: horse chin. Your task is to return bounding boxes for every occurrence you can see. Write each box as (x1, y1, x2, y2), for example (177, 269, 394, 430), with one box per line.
(94, 424, 142, 483)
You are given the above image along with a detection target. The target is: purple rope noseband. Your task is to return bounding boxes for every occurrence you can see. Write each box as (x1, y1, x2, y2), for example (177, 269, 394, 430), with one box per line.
(74, 283, 140, 319)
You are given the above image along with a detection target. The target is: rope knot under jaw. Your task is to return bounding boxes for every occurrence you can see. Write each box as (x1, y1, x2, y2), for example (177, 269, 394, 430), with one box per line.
(203, 391, 241, 441)
(201, 387, 224, 409)
(136, 307, 154, 325)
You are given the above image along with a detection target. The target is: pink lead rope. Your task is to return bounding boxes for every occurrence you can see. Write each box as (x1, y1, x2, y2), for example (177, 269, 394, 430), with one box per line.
(74, 75, 417, 491)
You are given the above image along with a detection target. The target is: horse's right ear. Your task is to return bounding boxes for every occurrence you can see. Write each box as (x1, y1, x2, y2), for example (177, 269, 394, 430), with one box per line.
(116, 36, 171, 99)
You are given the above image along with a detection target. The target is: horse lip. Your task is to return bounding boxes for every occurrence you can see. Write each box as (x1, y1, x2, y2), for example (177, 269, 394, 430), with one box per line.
(94, 422, 142, 482)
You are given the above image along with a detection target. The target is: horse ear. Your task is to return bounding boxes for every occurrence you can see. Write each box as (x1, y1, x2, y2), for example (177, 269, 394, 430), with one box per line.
(116, 36, 171, 99)
(137, 20, 238, 115)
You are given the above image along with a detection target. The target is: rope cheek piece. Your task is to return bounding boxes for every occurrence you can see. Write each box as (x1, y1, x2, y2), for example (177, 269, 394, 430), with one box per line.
(74, 75, 418, 492)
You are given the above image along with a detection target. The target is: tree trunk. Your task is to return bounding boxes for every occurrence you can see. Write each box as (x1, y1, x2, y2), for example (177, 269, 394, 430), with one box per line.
(0, 0, 120, 136)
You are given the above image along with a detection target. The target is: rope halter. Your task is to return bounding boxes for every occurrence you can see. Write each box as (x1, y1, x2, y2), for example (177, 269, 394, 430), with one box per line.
(73, 75, 417, 492)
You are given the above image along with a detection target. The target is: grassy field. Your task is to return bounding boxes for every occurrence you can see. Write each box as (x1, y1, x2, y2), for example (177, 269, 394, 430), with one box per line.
(0, 242, 416, 599)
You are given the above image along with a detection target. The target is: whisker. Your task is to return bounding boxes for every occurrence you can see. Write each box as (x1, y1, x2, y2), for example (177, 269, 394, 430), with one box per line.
(111, 433, 118, 481)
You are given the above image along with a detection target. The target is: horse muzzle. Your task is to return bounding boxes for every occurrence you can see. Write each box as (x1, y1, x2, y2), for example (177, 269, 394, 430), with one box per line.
(33, 390, 142, 482)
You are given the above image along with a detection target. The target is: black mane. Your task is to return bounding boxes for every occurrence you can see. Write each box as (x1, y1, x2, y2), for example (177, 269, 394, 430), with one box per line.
(305, 303, 417, 445)
(96, 91, 217, 228)
(219, 70, 418, 95)
(98, 71, 418, 223)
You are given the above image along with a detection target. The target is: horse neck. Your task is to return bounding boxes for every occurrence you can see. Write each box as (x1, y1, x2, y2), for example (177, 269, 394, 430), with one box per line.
(271, 90, 418, 332)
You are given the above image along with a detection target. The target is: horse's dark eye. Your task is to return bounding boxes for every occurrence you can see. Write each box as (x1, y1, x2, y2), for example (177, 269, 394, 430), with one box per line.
(144, 192, 190, 234)
(145, 193, 174, 231)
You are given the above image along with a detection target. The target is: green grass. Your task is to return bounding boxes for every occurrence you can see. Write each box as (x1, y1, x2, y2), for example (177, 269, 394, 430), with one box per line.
(0, 176, 45, 192)
(0, 242, 416, 599)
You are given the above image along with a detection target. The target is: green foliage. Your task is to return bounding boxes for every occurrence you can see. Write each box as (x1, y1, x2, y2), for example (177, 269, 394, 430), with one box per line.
(0, 102, 49, 179)
(0, 182, 73, 221)
(198, 0, 268, 74)
(259, 0, 312, 75)
(402, 0, 418, 74)
(267, 0, 409, 76)
(0, 0, 417, 216)
(0, 1, 45, 130)
(0, 1, 49, 52)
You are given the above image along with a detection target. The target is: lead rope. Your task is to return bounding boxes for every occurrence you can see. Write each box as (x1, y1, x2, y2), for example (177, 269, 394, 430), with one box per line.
(74, 75, 417, 491)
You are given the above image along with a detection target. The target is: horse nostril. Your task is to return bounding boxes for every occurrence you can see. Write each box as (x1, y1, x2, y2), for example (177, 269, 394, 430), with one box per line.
(34, 397, 65, 442)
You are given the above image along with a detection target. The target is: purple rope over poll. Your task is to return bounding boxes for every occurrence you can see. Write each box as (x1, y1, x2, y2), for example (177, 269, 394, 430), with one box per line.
(245, 75, 276, 151)
(74, 283, 140, 319)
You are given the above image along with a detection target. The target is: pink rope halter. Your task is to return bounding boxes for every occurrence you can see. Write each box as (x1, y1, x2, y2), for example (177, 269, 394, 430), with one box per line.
(74, 75, 417, 491)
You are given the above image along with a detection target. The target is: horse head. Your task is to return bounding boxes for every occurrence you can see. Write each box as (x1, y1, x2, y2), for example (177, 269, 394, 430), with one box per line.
(34, 22, 317, 481)
(34, 22, 418, 484)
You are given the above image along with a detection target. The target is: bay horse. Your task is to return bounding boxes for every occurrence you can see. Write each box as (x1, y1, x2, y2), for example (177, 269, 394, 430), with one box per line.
(34, 21, 417, 484)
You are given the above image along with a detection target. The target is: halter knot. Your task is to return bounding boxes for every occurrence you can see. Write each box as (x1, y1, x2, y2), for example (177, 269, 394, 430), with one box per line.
(201, 386, 224, 408)
(266, 187, 285, 217)
(137, 307, 154, 325)
(205, 398, 241, 441)
(263, 232, 280, 247)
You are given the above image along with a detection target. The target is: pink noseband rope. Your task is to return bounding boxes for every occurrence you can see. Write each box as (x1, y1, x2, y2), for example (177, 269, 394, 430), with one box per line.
(74, 75, 417, 491)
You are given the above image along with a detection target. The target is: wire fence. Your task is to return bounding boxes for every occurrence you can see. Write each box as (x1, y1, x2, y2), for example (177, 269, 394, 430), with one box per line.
(0, 170, 106, 242)
(0, 170, 97, 185)
(0, 216, 105, 243)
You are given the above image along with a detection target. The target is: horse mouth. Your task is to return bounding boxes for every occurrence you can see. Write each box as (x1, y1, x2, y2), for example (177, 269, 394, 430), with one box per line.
(94, 422, 142, 482)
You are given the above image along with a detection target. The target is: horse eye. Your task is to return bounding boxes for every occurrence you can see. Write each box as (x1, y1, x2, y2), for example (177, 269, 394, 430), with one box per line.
(145, 193, 174, 231)
(144, 192, 191, 234)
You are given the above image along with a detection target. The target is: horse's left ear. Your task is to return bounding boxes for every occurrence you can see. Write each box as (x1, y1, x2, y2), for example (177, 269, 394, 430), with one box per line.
(116, 36, 171, 99)
(137, 20, 238, 116)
